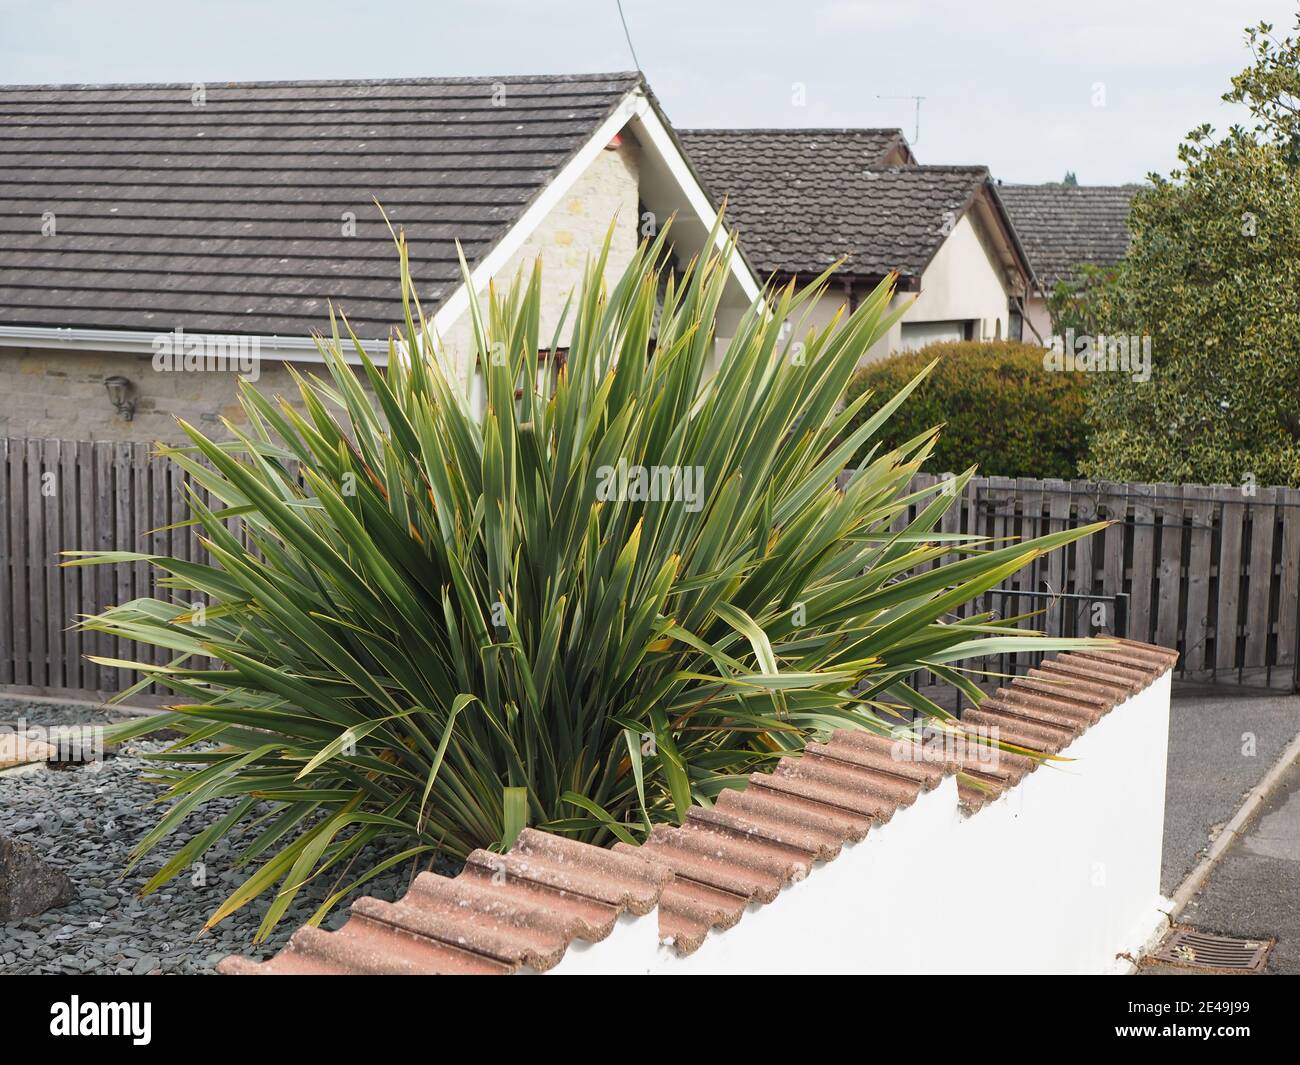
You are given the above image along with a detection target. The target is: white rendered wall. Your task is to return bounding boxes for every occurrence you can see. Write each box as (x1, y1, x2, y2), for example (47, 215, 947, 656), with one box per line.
(794, 212, 1017, 368)
(1022, 293, 1053, 345)
(549, 672, 1172, 975)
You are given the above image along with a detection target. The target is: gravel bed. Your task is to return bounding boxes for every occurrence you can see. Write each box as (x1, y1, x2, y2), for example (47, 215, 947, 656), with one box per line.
(1, 702, 453, 975)
(0, 695, 137, 730)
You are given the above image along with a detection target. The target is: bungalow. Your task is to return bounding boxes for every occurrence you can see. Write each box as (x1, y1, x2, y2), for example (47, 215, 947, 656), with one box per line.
(996, 183, 1138, 342)
(0, 72, 759, 442)
(679, 129, 1035, 363)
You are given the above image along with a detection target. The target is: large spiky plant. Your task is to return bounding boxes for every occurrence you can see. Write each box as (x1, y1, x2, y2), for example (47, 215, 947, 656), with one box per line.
(72, 221, 1103, 940)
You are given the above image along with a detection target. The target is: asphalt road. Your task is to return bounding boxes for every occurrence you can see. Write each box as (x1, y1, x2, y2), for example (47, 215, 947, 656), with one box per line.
(1147, 685, 1300, 976)
(1161, 686, 1300, 895)
(1172, 757, 1300, 974)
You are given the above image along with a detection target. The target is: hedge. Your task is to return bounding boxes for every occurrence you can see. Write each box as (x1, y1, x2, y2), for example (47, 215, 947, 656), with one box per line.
(841, 340, 1089, 479)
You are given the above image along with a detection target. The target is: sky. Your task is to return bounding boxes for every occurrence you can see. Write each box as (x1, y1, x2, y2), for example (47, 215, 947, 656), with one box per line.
(2, 0, 1296, 183)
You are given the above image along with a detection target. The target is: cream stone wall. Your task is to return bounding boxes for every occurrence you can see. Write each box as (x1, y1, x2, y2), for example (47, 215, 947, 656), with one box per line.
(436, 139, 641, 373)
(0, 347, 306, 444)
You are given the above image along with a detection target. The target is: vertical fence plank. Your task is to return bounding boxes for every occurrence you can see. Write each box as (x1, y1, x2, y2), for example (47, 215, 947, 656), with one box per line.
(77, 440, 96, 691)
(93, 442, 114, 692)
(133, 442, 152, 687)
(1043, 478, 1072, 632)
(60, 439, 80, 690)
(1022, 474, 1049, 592)
(1244, 486, 1278, 683)
(937, 472, 961, 577)
(1128, 482, 1157, 644)
(42, 439, 63, 690)
(169, 460, 189, 570)
(1276, 488, 1300, 680)
(1070, 480, 1098, 635)
(1153, 483, 1184, 653)
(1183, 491, 1216, 675)
(113, 442, 133, 691)
(189, 475, 206, 576)
(132, 441, 151, 612)
(9, 439, 29, 687)
(25, 440, 46, 688)
(149, 449, 171, 690)
(0, 439, 10, 686)
(1215, 485, 1247, 676)
(1098, 482, 1128, 637)
(960, 475, 979, 586)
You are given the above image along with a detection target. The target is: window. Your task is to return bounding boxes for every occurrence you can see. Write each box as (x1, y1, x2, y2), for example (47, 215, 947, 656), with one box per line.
(898, 320, 972, 351)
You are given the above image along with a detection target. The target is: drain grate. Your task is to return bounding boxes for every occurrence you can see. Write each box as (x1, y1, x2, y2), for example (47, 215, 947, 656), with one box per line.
(1149, 927, 1274, 972)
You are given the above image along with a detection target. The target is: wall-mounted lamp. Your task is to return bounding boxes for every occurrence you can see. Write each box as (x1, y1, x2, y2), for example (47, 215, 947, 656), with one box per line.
(104, 375, 136, 421)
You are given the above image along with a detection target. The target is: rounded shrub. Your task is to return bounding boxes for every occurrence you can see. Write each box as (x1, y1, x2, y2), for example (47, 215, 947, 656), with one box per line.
(842, 340, 1088, 478)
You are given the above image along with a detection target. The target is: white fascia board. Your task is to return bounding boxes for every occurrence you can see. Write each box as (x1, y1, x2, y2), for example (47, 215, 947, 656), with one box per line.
(0, 324, 385, 365)
(629, 103, 763, 304)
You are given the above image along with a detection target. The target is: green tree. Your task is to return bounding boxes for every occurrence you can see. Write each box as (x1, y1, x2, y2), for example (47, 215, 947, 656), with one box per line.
(1045, 262, 1125, 339)
(1224, 18, 1300, 164)
(1084, 12, 1300, 485)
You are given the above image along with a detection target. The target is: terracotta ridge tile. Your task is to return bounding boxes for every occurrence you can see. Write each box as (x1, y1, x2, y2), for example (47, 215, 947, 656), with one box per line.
(812, 734, 946, 790)
(1006, 676, 1112, 711)
(961, 705, 1071, 752)
(686, 804, 845, 861)
(657, 877, 750, 953)
(992, 688, 1104, 727)
(1028, 663, 1135, 699)
(762, 760, 902, 819)
(349, 894, 572, 971)
(714, 782, 875, 843)
(1054, 651, 1151, 685)
(617, 833, 786, 902)
(1070, 647, 1165, 675)
(800, 745, 926, 803)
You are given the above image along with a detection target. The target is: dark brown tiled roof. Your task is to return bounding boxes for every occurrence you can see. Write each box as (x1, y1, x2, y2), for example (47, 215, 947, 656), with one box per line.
(219, 638, 1177, 973)
(997, 183, 1139, 289)
(678, 129, 994, 281)
(0, 73, 641, 338)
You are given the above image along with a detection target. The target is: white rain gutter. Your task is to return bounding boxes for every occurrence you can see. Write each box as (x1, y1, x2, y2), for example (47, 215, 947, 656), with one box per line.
(0, 325, 388, 365)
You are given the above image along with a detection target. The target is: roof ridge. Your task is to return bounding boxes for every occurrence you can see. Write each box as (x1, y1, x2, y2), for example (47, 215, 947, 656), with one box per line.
(680, 127, 905, 136)
(217, 640, 1177, 974)
(0, 71, 643, 92)
(889, 163, 989, 173)
(999, 181, 1146, 190)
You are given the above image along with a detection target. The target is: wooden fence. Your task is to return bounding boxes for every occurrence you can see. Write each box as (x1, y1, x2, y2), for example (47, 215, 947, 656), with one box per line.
(2, 438, 1299, 698)
(891, 473, 1300, 690)
(0, 437, 234, 697)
